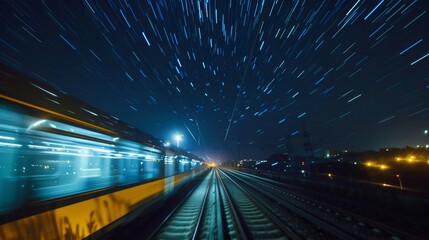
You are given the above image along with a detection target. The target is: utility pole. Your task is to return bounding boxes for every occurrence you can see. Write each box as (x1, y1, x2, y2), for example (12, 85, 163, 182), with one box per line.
(237, 137, 241, 164)
(302, 125, 314, 177)
(285, 136, 294, 173)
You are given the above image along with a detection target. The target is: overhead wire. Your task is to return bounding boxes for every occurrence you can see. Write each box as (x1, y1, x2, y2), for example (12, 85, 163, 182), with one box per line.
(217, 1, 270, 162)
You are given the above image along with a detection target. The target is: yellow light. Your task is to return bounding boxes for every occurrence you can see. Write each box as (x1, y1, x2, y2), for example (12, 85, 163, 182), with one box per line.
(328, 173, 332, 177)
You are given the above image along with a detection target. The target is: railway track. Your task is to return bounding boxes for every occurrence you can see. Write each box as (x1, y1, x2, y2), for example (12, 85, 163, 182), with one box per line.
(151, 168, 308, 239)
(147, 167, 424, 239)
(149, 170, 214, 239)
(219, 169, 337, 240)
(223, 169, 425, 240)
(218, 169, 300, 240)
(148, 168, 246, 239)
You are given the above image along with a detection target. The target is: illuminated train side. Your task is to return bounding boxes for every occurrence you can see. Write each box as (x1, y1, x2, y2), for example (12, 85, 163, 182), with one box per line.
(0, 64, 206, 217)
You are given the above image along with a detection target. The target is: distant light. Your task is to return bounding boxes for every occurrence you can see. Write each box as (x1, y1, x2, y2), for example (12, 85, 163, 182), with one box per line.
(164, 141, 170, 147)
(0, 142, 22, 148)
(174, 134, 183, 148)
(30, 119, 46, 128)
(30, 83, 58, 97)
(81, 107, 98, 116)
(174, 134, 182, 141)
(0, 136, 15, 141)
(291, 130, 300, 136)
(424, 129, 428, 135)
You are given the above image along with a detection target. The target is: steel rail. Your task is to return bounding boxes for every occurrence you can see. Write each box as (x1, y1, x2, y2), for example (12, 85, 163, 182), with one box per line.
(216, 168, 248, 240)
(219, 168, 300, 240)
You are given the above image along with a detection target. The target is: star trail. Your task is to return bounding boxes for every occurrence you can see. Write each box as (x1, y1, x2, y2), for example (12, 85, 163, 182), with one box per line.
(1, 0, 428, 161)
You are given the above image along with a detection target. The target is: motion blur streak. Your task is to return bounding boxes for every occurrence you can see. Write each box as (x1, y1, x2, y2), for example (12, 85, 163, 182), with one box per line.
(0, 94, 116, 136)
(0, 64, 207, 239)
(0, 169, 205, 239)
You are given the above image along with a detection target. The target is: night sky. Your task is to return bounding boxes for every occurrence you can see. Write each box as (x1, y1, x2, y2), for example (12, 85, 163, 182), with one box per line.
(1, 0, 428, 162)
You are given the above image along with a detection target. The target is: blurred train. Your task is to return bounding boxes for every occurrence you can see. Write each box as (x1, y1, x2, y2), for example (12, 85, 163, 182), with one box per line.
(0, 63, 205, 215)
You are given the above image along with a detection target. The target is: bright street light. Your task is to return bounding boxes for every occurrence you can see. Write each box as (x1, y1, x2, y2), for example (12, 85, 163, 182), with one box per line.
(174, 134, 183, 148)
(424, 129, 428, 135)
(396, 174, 403, 190)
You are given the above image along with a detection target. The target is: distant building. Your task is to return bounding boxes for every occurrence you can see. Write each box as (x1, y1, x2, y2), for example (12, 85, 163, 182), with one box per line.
(325, 149, 350, 158)
(238, 152, 298, 173)
(237, 159, 257, 168)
